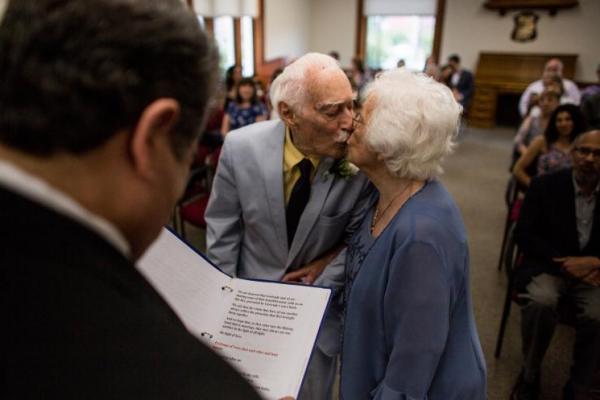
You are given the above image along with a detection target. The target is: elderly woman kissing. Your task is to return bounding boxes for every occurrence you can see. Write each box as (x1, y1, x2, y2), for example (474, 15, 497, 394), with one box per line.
(340, 69, 487, 400)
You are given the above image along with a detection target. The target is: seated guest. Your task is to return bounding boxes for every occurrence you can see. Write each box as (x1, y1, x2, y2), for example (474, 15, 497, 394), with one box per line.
(519, 58, 581, 118)
(351, 56, 370, 93)
(513, 104, 587, 187)
(511, 130, 600, 400)
(580, 63, 600, 102)
(0, 0, 262, 399)
(528, 74, 576, 118)
(582, 91, 600, 130)
(224, 64, 243, 108)
(512, 90, 560, 167)
(447, 53, 474, 109)
(341, 69, 487, 400)
(439, 63, 454, 87)
(221, 77, 269, 135)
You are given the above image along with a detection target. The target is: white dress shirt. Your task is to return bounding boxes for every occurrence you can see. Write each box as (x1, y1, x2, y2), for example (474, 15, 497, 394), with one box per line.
(519, 78, 581, 117)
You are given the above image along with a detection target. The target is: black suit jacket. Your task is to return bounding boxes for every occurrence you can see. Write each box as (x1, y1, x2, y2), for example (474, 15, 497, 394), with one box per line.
(514, 168, 600, 288)
(452, 69, 474, 109)
(1, 186, 260, 399)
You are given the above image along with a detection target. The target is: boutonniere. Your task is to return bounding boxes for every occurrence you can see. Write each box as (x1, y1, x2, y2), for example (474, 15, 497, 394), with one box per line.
(323, 159, 359, 180)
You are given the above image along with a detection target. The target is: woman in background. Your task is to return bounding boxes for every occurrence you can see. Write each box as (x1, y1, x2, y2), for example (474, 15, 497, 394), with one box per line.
(511, 90, 560, 168)
(224, 64, 243, 108)
(221, 77, 268, 136)
(340, 69, 486, 400)
(513, 103, 586, 187)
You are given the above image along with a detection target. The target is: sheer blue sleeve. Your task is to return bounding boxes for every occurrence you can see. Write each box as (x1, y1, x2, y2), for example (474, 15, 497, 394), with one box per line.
(373, 240, 453, 400)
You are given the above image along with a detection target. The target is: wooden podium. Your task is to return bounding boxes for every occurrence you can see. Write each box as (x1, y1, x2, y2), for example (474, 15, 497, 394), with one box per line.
(468, 52, 577, 128)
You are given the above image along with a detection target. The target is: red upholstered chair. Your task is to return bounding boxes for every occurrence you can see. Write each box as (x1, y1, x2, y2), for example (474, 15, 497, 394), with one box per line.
(173, 146, 222, 240)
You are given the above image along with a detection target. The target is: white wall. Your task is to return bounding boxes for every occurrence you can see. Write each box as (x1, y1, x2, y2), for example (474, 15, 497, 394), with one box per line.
(440, 0, 600, 81)
(309, 0, 358, 67)
(264, 0, 600, 81)
(264, 0, 312, 61)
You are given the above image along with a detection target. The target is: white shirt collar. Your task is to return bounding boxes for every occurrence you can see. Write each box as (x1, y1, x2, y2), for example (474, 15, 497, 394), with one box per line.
(0, 160, 131, 257)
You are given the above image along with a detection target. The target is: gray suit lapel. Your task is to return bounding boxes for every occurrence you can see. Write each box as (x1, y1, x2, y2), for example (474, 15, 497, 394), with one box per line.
(263, 124, 288, 256)
(286, 157, 336, 266)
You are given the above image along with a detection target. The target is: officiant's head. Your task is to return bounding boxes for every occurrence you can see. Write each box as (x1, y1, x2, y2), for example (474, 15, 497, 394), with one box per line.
(0, 0, 218, 259)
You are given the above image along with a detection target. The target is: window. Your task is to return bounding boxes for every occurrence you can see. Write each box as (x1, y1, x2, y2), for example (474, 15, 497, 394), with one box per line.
(213, 16, 236, 72)
(189, 1, 259, 78)
(366, 15, 435, 71)
(240, 16, 255, 77)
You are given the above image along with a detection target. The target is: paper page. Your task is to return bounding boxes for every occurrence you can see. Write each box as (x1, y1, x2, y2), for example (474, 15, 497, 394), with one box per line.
(136, 229, 231, 338)
(136, 228, 332, 400)
(212, 279, 331, 399)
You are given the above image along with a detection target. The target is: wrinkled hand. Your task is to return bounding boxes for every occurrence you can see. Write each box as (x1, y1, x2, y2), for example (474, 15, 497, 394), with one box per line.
(282, 243, 345, 285)
(554, 256, 600, 281)
(282, 258, 329, 285)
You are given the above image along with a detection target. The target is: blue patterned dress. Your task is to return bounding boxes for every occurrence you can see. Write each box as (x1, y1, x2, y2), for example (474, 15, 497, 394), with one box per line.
(226, 101, 268, 131)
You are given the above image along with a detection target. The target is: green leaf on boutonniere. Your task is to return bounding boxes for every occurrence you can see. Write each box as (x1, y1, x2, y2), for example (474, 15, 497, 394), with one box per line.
(323, 159, 359, 180)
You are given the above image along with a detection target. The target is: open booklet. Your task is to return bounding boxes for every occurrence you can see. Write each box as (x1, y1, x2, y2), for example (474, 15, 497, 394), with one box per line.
(136, 229, 332, 400)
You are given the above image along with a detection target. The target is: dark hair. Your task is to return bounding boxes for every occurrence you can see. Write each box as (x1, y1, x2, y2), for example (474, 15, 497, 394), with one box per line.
(544, 103, 587, 144)
(0, 0, 218, 158)
(352, 57, 365, 74)
(235, 77, 258, 105)
(448, 54, 461, 64)
(270, 68, 284, 84)
(225, 65, 242, 92)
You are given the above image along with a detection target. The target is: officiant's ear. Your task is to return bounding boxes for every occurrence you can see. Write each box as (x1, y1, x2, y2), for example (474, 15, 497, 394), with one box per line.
(279, 102, 297, 127)
(129, 98, 180, 179)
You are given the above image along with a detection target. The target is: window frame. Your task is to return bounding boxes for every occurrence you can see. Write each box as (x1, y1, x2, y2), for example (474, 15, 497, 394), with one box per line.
(185, 0, 264, 77)
(355, 0, 446, 66)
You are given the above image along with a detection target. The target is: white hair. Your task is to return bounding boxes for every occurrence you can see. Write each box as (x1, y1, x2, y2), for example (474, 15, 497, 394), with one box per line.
(363, 68, 462, 180)
(269, 52, 341, 113)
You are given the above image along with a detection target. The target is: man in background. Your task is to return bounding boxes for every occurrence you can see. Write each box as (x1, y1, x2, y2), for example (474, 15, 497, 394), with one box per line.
(512, 130, 600, 400)
(519, 58, 581, 118)
(206, 53, 372, 399)
(447, 53, 474, 110)
(0, 0, 261, 398)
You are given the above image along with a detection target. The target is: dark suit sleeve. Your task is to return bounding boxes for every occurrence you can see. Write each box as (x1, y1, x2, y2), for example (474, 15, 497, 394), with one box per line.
(514, 176, 560, 262)
(460, 71, 474, 107)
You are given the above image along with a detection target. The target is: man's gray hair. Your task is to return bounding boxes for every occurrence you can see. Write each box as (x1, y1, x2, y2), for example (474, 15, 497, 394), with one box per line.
(363, 68, 461, 180)
(269, 53, 341, 113)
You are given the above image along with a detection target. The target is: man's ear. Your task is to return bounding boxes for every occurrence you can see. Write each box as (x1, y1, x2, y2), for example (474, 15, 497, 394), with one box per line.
(129, 98, 180, 179)
(279, 102, 296, 127)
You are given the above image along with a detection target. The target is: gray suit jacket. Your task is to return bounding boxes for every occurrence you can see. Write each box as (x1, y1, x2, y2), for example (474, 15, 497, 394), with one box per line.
(205, 120, 372, 355)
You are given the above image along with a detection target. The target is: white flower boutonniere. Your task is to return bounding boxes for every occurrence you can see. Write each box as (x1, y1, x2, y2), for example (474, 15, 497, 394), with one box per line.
(323, 159, 359, 180)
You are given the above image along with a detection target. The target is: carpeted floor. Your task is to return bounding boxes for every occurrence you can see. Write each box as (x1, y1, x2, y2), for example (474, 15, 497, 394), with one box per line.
(181, 125, 575, 399)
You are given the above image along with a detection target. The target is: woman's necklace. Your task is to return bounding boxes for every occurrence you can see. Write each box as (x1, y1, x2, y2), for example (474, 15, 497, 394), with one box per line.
(371, 181, 414, 233)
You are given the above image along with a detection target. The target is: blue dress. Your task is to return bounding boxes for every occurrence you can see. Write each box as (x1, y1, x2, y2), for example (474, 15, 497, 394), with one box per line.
(340, 180, 487, 400)
(226, 101, 268, 130)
